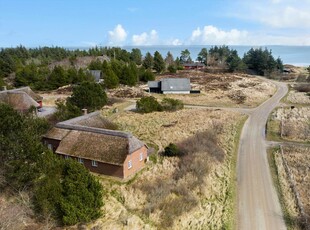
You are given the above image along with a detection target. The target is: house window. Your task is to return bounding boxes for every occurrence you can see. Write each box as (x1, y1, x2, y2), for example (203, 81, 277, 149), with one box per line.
(139, 152, 143, 161)
(128, 160, 132, 169)
(47, 144, 52, 150)
(65, 155, 69, 159)
(78, 158, 83, 164)
(92, 160, 98, 167)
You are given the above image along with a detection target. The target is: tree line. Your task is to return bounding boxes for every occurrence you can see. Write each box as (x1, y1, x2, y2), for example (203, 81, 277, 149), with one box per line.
(0, 45, 285, 90)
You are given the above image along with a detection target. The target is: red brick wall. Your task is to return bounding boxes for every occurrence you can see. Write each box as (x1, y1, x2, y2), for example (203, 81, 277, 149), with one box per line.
(59, 155, 124, 178)
(123, 146, 148, 178)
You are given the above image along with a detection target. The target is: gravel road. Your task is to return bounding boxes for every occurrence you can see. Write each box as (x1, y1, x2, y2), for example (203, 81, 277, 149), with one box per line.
(237, 80, 288, 230)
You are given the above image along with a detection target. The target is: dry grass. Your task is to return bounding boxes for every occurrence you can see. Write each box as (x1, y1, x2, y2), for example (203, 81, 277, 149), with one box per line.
(286, 84, 310, 105)
(269, 107, 310, 142)
(283, 146, 310, 227)
(90, 108, 245, 229)
(270, 148, 301, 229)
(152, 72, 276, 108)
(0, 192, 55, 230)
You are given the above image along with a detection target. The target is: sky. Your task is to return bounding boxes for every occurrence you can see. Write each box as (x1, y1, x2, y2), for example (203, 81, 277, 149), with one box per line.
(0, 0, 310, 47)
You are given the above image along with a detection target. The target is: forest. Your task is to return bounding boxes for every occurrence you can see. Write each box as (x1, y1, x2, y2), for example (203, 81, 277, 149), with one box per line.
(0, 45, 284, 91)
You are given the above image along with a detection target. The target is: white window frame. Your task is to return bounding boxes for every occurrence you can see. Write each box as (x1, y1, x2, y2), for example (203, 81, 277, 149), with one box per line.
(139, 152, 143, 161)
(92, 160, 98, 167)
(65, 155, 69, 159)
(47, 144, 52, 150)
(128, 160, 132, 169)
(78, 157, 84, 164)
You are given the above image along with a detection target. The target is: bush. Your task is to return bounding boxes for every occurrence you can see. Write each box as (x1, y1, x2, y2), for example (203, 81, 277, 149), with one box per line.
(59, 160, 103, 225)
(294, 84, 310, 93)
(136, 96, 162, 113)
(67, 81, 108, 112)
(139, 69, 155, 82)
(163, 143, 182, 157)
(161, 98, 184, 111)
(167, 65, 177, 73)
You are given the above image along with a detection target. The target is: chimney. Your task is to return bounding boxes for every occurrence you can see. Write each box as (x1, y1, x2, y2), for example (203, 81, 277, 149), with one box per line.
(2, 86, 7, 91)
(82, 108, 88, 115)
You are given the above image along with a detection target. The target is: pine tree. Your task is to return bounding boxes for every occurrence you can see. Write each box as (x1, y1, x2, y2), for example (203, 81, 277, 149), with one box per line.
(153, 51, 165, 73)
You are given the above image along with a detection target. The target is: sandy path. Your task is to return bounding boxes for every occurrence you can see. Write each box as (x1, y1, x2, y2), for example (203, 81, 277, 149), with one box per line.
(237, 79, 287, 230)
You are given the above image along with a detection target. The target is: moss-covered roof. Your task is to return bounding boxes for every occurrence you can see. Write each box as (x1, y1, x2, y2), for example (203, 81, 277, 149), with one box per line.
(0, 87, 42, 111)
(56, 130, 129, 165)
(45, 111, 146, 165)
(43, 127, 70, 140)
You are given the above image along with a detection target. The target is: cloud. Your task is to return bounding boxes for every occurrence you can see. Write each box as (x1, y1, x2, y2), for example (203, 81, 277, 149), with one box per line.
(233, 0, 310, 29)
(261, 6, 310, 28)
(171, 39, 182, 46)
(108, 24, 127, 45)
(189, 25, 249, 45)
(132, 30, 158, 45)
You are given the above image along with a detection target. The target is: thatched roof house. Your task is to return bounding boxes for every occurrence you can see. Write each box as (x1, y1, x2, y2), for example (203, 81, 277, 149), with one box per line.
(0, 86, 43, 112)
(43, 111, 148, 178)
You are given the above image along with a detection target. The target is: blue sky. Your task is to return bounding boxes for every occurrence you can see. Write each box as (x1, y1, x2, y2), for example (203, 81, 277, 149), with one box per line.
(0, 0, 310, 47)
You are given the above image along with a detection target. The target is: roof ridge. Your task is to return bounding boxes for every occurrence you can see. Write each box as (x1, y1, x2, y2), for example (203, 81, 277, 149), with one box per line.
(59, 111, 100, 124)
(56, 123, 132, 138)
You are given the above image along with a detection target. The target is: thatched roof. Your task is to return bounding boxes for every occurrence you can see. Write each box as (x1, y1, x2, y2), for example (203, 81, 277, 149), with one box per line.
(6, 87, 43, 101)
(59, 111, 118, 130)
(0, 91, 39, 111)
(43, 127, 70, 140)
(0, 87, 42, 111)
(56, 130, 127, 165)
(45, 111, 146, 165)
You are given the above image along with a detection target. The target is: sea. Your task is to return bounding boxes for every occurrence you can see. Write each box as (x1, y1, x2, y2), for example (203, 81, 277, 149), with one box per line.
(70, 45, 310, 67)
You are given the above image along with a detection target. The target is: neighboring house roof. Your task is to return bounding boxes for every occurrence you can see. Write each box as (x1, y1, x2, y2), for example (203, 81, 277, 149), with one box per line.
(0, 87, 41, 111)
(44, 111, 146, 166)
(161, 78, 191, 92)
(148, 81, 160, 88)
(89, 70, 102, 82)
(7, 86, 43, 101)
(183, 63, 205, 67)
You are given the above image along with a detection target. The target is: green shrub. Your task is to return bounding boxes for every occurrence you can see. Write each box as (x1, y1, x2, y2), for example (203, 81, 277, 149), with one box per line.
(136, 96, 162, 113)
(161, 98, 184, 111)
(59, 160, 103, 225)
(167, 65, 177, 73)
(67, 81, 108, 112)
(163, 143, 182, 157)
(139, 69, 155, 82)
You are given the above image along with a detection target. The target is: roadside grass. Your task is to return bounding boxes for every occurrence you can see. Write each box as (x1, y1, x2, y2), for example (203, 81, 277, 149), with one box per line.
(266, 117, 282, 142)
(225, 115, 248, 230)
(267, 147, 300, 230)
(280, 84, 292, 104)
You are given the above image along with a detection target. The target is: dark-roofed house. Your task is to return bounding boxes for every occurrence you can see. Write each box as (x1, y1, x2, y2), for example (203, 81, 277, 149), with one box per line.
(43, 111, 148, 179)
(0, 86, 43, 112)
(148, 78, 191, 94)
(183, 62, 205, 70)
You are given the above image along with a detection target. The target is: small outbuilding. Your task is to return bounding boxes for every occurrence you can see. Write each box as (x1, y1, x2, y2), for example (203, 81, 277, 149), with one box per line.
(148, 78, 191, 94)
(89, 70, 103, 83)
